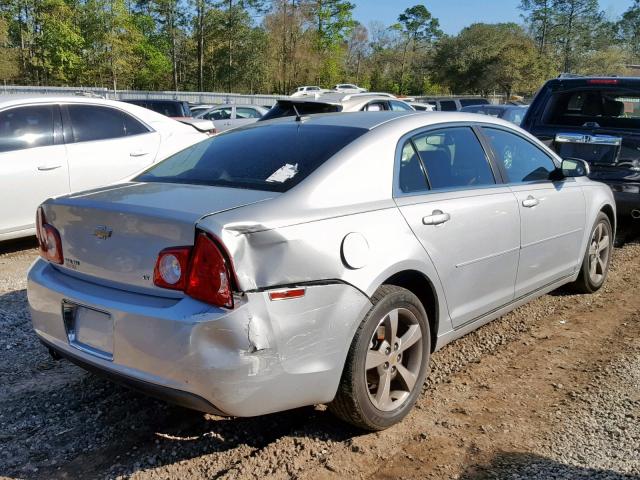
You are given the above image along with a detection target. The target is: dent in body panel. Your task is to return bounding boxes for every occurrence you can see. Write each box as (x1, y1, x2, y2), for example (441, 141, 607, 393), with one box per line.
(201, 206, 453, 343)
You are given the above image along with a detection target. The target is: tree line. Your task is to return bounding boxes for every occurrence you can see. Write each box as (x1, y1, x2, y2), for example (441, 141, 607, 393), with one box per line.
(0, 0, 638, 97)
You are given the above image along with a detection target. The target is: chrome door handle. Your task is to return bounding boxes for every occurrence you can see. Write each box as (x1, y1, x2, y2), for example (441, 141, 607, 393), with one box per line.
(522, 195, 539, 208)
(129, 150, 149, 157)
(422, 209, 450, 225)
(37, 165, 62, 171)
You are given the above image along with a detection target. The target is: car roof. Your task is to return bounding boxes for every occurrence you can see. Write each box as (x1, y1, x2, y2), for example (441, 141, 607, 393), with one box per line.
(261, 110, 522, 131)
(462, 104, 525, 111)
(545, 77, 640, 88)
(0, 95, 198, 132)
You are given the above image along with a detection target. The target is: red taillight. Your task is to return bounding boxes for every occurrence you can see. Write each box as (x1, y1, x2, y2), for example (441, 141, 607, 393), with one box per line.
(153, 247, 191, 290)
(186, 233, 233, 308)
(36, 207, 63, 264)
(587, 78, 618, 85)
(153, 232, 234, 308)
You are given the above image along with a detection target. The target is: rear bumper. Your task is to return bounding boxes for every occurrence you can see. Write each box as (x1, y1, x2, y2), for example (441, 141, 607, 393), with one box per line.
(28, 259, 371, 417)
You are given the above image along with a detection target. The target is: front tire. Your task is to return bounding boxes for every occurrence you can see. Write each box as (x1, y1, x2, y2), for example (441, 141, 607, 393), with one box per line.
(329, 285, 430, 431)
(570, 212, 612, 293)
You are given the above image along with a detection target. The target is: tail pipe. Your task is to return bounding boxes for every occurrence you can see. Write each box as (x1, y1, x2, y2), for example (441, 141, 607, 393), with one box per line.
(632, 209, 640, 220)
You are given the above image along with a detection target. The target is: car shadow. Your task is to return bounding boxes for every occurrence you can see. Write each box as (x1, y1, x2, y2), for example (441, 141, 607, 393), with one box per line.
(0, 236, 38, 255)
(0, 289, 363, 480)
(460, 451, 639, 479)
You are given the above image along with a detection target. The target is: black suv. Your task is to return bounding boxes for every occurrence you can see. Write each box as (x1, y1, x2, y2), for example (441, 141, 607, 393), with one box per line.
(522, 76, 640, 235)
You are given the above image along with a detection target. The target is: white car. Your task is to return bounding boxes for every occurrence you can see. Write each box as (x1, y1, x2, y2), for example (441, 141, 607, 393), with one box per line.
(290, 86, 326, 97)
(333, 83, 367, 93)
(0, 96, 208, 241)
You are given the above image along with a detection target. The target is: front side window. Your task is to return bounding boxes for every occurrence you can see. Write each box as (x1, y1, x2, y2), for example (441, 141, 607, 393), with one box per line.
(411, 127, 495, 189)
(0, 105, 55, 153)
(68, 105, 149, 143)
(135, 124, 367, 192)
(483, 127, 556, 183)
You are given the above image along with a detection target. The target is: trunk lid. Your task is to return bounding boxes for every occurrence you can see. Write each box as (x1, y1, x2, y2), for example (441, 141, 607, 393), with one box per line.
(44, 182, 275, 294)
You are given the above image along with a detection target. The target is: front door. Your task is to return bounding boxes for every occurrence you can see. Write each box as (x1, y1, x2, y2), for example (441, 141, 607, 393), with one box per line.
(394, 126, 520, 328)
(482, 126, 586, 297)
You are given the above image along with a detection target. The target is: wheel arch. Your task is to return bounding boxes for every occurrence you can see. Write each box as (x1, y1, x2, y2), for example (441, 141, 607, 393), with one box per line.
(600, 203, 616, 235)
(380, 269, 439, 353)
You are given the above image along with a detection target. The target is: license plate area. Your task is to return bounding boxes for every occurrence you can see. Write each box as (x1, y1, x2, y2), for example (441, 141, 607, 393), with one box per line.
(62, 301, 113, 360)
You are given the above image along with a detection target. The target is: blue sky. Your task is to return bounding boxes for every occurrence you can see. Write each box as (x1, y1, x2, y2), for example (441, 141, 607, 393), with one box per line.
(353, 0, 635, 34)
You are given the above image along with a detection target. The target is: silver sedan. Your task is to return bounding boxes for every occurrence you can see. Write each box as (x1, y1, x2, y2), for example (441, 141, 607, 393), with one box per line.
(196, 104, 268, 132)
(28, 112, 615, 430)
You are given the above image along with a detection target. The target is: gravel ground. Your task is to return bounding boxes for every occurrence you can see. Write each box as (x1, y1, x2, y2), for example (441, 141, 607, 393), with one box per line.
(0, 236, 639, 480)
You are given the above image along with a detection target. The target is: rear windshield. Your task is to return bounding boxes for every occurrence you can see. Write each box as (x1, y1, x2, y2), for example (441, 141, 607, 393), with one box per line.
(260, 101, 342, 121)
(542, 88, 640, 129)
(135, 124, 367, 192)
(126, 100, 189, 117)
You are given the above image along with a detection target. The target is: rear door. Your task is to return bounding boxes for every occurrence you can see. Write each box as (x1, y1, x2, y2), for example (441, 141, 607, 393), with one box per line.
(394, 125, 520, 328)
(482, 126, 586, 297)
(0, 104, 69, 237)
(63, 104, 161, 192)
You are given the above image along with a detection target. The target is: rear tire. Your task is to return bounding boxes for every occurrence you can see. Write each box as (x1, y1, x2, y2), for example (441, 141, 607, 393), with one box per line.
(570, 212, 612, 294)
(329, 285, 430, 431)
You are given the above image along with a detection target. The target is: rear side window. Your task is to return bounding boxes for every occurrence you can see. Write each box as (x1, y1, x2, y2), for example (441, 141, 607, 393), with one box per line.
(390, 100, 413, 111)
(363, 101, 387, 111)
(260, 101, 342, 121)
(542, 89, 640, 129)
(0, 105, 55, 153)
(136, 124, 367, 192)
(68, 105, 149, 143)
(398, 141, 429, 193)
(483, 128, 556, 183)
(235, 107, 262, 119)
(204, 107, 232, 120)
(439, 100, 457, 111)
(409, 127, 495, 190)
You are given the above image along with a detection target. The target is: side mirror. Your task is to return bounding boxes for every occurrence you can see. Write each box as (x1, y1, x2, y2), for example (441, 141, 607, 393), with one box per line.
(561, 158, 590, 178)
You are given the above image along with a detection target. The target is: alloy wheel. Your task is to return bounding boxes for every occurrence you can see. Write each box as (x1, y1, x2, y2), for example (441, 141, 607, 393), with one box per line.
(365, 308, 423, 411)
(588, 222, 610, 284)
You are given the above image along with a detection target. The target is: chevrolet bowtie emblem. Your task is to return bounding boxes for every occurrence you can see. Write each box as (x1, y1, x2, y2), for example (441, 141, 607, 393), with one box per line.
(93, 225, 113, 240)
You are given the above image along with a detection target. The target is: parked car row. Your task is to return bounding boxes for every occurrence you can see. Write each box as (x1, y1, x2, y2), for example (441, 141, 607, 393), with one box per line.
(0, 95, 209, 241)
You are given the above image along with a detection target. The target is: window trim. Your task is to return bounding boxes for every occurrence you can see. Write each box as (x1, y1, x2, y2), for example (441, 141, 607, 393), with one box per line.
(477, 124, 561, 186)
(61, 103, 154, 144)
(393, 122, 504, 199)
